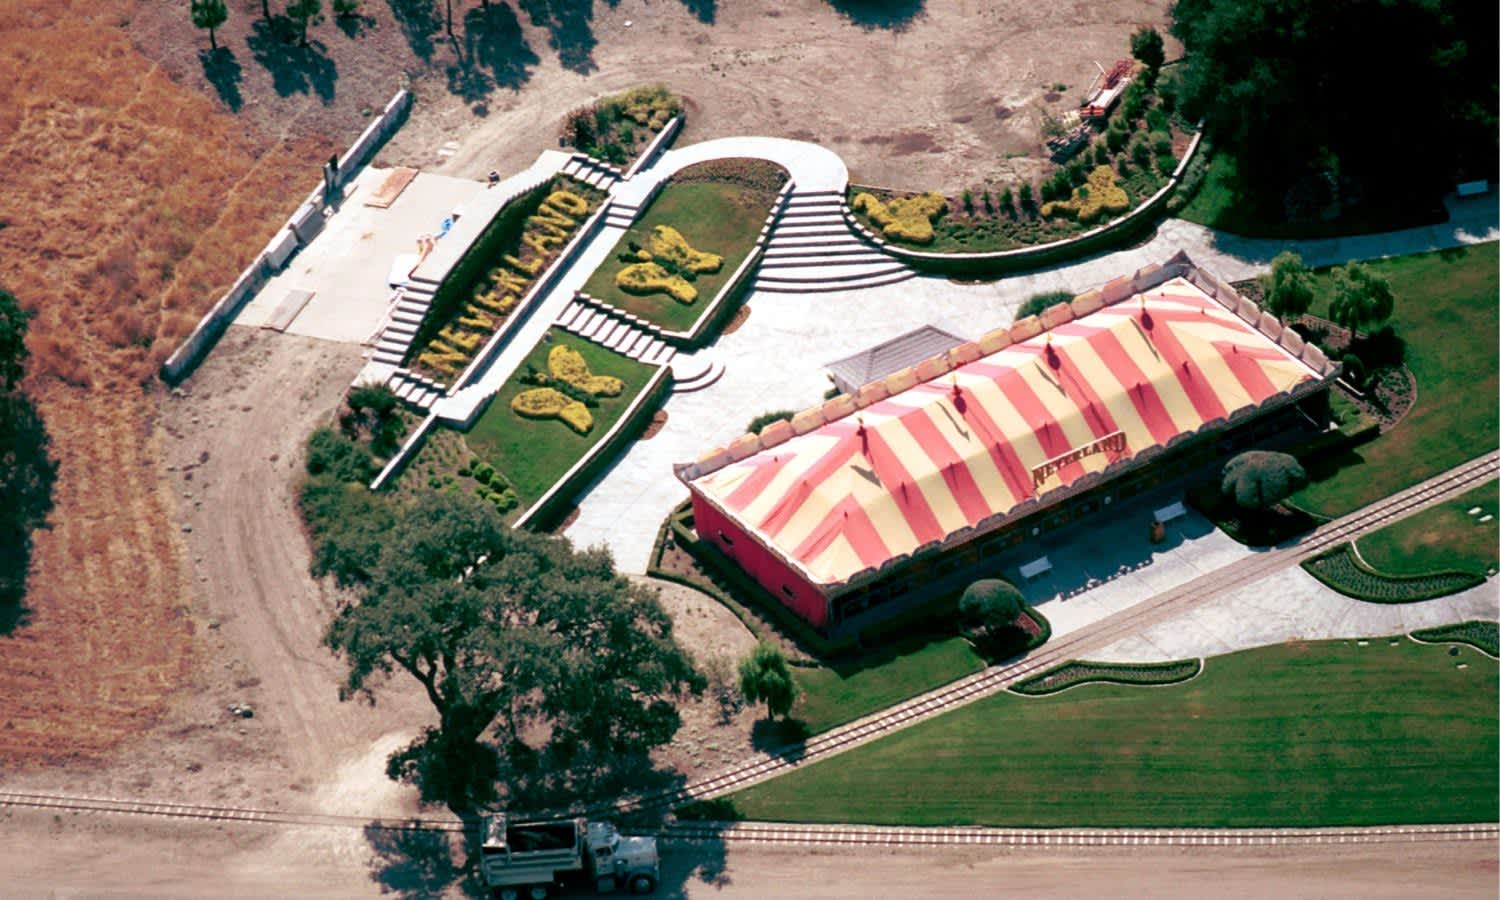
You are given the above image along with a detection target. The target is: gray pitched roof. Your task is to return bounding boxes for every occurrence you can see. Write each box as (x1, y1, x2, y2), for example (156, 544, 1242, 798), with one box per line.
(824, 325, 968, 394)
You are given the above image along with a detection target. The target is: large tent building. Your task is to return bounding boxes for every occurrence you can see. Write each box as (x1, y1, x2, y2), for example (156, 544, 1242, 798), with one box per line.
(674, 253, 1340, 635)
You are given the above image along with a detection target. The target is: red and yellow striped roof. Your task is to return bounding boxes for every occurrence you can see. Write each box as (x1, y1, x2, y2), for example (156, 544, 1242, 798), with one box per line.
(687, 272, 1326, 588)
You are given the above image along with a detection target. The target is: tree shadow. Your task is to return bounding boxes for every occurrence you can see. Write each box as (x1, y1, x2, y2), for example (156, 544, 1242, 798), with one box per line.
(335, 12, 378, 38)
(517, 0, 598, 74)
(386, 0, 441, 62)
(247, 18, 339, 103)
(197, 47, 243, 112)
(0, 391, 56, 633)
(448, 2, 539, 110)
(676, 0, 716, 23)
(364, 821, 487, 899)
(748, 717, 809, 758)
(826, 0, 926, 31)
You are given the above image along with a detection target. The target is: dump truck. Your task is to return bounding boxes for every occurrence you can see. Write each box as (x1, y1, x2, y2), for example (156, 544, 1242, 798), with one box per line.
(479, 813, 660, 899)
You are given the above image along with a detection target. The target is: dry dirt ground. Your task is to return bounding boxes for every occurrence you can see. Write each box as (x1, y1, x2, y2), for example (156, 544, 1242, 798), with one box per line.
(2, 807, 1496, 899)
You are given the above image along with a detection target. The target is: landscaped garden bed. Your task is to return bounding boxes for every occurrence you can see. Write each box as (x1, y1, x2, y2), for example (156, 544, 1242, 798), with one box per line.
(1301, 543, 1483, 603)
(582, 159, 786, 335)
(1411, 620, 1499, 658)
(422, 333, 657, 520)
(1284, 244, 1497, 518)
(717, 637, 1499, 827)
(560, 84, 681, 168)
(406, 176, 606, 381)
(1011, 658, 1201, 696)
(846, 63, 1195, 255)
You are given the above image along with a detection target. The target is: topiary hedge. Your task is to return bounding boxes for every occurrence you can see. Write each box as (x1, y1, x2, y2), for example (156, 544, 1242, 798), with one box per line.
(1409, 620, 1499, 658)
(1302, 544, 1484, 603)
(1012, 657, 1201, 696)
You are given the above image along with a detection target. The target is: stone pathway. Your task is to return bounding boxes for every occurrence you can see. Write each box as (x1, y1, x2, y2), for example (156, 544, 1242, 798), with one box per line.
(1091, 567, 1499, 664)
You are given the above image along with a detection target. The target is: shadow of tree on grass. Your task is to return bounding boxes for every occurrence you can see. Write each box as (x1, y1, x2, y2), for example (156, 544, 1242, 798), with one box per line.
(197, 48, 243, 112)
(826, 0, 926, 30)
(448, 2, 539, 111)
(387, 0, 442, 61)
(0, 390, 56, 635)
(247, 18, 339, 103)
(517, 0, 598, 74)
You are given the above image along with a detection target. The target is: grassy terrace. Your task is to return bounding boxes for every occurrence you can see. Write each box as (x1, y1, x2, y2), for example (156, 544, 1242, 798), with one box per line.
(463, 334, 654, 510)
(1357, 480, 1499, 578)
(792, 637, 985, 734)
(582, 164, 783, 333)
(1292, 244, 1499, 517)
(724, 638, 1498, 827)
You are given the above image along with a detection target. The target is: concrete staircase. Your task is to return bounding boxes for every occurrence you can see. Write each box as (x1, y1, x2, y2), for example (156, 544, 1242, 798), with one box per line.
(560, 154, 624, 193)
(386, 368, 447, 413)
(370, 284, 435, 367)
(671, 356, 726, 393)
(751, 189, 916, 293)
(556, 296, 676, 367)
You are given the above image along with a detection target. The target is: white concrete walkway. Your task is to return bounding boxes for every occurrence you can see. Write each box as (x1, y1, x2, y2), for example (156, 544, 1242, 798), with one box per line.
(612, 136, 850, 207)
(1090, 567, 1499, 663)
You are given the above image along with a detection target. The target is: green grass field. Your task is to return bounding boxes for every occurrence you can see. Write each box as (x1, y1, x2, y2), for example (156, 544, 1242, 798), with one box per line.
(793, 637, 984, 734)
(1292, 244, 1499, 517)
(725, 638, 1498, 827)
(463, 335, 654, 507)
(583, 181, 773, 333)
(1356, 480, 1499, 578)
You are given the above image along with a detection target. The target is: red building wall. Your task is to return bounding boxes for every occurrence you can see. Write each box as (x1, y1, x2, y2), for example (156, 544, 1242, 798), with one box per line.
(689, 490, 829, 629)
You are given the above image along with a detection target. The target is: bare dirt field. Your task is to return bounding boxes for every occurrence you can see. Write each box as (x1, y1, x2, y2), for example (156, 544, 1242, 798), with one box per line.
(2, 807, 1495, 899)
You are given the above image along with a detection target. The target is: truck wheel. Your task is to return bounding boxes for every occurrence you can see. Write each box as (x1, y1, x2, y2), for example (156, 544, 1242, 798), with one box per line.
(497, 889, 520, 900)
(526, 886, 550, 900)
(628, 873, 657, 894)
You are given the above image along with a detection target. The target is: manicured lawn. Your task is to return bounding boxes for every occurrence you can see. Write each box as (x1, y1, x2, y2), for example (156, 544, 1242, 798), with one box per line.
(583, 181, 774, 333)
(1177, 149, 1447, 237)
(793, 637, 985, 734)
(1292, 244, 1499, 517)
(463, 334, 654, 508)
(725, 638, 1499, 827)
(1356, 480, 1499, 578)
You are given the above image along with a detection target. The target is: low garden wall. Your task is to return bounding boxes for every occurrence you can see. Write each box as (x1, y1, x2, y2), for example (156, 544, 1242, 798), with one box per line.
(843, 129, 1204, 279)
(161, 90, 412, 385)
(621, 115, 683, 181)
(514, 364, 675, 530)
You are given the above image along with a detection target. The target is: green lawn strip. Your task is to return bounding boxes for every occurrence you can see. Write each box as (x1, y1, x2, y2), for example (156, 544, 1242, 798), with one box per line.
(1177, 149, 1446, 237)
(724, 638, 1498, 827)
(582, 181, 771, 333)
(1291, 244, 1499, 517)
(1302, 545, 1483, 604)
(462, 335, 654, 508)
(1355, 480, 1499, 578)
(792, 638, 985, 734)
(1011, 658, 1200, 696)
(1410, 620, 1500, 658)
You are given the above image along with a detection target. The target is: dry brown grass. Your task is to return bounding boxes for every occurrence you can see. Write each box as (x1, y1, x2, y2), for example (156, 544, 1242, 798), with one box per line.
(0, 1, 333, 767)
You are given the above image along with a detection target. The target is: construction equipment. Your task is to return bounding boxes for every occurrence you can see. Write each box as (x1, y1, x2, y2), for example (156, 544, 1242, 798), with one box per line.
(479, 813, 660, 898)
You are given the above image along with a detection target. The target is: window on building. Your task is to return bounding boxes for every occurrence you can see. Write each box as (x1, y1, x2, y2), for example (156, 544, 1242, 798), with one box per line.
(718, 530, 734, 546)
(781, 585, 795, 600)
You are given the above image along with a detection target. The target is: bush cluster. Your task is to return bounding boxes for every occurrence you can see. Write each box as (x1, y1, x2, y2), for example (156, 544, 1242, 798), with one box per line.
(1303, 545, 1482, 603)
(615, 224, 723, 304)
(512, 387, 593, 434)
(852, 191, 947, 244)
(1012, 658, 1201, 696)
(1041, 166, 1130, 222)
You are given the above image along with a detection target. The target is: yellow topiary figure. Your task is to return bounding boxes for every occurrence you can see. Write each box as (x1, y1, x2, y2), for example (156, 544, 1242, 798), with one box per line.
(512, 387, 594, 434)
(617, 262, 697, 303)
(1040, 166, 1131, 223)
(549, 344, 623, 396)
(852, 191, 946, 244)
(647, 225, 722, 273)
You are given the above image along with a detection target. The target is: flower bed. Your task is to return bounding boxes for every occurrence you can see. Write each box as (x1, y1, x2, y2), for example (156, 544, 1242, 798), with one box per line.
(1011, 658, 1202, 696)
(1302, 544, 1483, 603)
(1410, 620, 1500, 658)
(408, 178, 603, 380)
(559, 84, 681, 167)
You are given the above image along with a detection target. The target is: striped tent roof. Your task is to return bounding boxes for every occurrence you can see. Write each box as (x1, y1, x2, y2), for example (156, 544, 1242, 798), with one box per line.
(686, 270, 1327, 588)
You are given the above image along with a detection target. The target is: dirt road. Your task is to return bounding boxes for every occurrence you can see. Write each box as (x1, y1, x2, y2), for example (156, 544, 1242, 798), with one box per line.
(2, 808, 1494, 899)
(388, 0, 1172, 193)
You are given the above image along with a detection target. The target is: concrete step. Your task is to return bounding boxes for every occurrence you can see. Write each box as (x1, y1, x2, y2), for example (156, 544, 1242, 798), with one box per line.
(790, 189, 845, 200)
(762, 243, 888, 259)
(770, 222, 855, 238)
(753, 260, 911, 284)
(641, 340, 675, 366)
(759, 252, 894, 269)
(384, 320, 418, 336)
(372, 348, 403, 365)
(582, 314, 612, 340)
(562, 158, 582, 176)
(572, 310, 602, 335)
(753, 266, 918, 294)
(391, 308, 425, 325)
(764, 233, 872, 249)
(671, 358, 725, 393)
(556, 302, 587, 329)
(782, 199, 845, 215)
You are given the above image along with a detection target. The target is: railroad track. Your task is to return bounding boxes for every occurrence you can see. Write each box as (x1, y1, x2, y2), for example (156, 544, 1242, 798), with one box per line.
(2, 789, 1493, 850)
(3, 454, 1494, 847)
(607, 451, 1500, 816)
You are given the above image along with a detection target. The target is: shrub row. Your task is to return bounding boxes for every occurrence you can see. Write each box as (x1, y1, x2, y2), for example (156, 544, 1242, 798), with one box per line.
(1302, 544, 1483, 604)
(1011, 657, 1201, 696)
(1410, 620, 1500, 658)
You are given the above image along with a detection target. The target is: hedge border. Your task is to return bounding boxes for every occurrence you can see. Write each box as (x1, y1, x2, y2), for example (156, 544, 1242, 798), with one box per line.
(1302, 543, 1484, 604)
(1011, 657, 1202, 697)
(1409, 620, 1500, 659)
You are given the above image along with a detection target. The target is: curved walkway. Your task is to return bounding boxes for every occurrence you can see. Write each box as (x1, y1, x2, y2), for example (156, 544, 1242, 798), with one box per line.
(612, 135, 850, 205)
